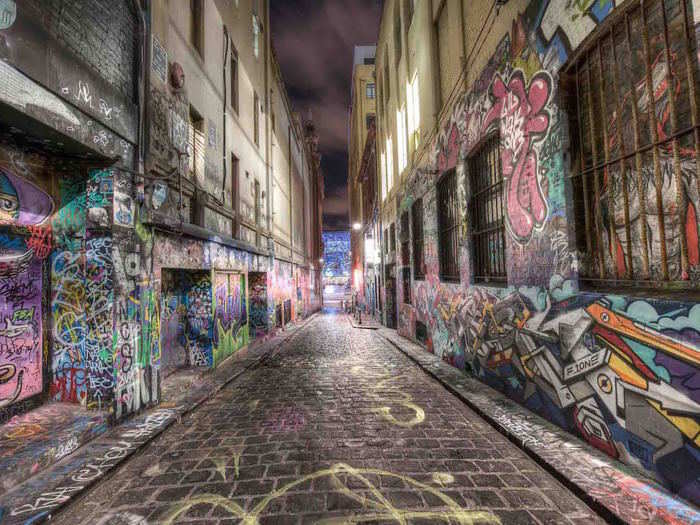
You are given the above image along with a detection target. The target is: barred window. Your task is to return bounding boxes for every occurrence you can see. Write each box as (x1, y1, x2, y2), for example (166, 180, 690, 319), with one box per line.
(437, 169, 460, 282)
(568, 0, 700, 289)
(412, 198, 425, 279)
(470, 135, 506, 284)
(400, 211, 411, 304)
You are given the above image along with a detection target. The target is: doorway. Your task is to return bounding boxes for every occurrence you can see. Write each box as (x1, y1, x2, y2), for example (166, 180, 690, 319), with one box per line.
(160, 269, 213, 376)
(385, 263, 397, 328)
(249, 271, 268, 338)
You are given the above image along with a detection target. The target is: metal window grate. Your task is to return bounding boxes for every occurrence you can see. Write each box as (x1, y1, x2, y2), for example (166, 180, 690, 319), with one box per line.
(400, 212, 411, 303)
(469, 135, 506, 284)
(568, 0, 700, 289)
(412, 198, 425, 279)
(437, 169, 461, 282)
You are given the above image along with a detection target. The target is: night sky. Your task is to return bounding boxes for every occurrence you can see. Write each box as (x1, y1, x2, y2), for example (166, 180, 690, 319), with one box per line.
(270, 0, 382, 230)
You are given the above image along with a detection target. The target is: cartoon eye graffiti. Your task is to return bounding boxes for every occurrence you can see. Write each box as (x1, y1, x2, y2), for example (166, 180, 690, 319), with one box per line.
(597, 373, 613, 394)
(601, 312, 609, 323)
(0, 194, 18, 214)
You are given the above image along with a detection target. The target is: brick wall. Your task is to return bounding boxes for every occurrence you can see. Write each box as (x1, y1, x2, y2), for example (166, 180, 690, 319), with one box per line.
(27, 0, 138, 101)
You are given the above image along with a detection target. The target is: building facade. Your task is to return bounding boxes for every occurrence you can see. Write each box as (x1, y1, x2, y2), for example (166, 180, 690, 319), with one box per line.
(0, 0, 323, 431)
(376, 0, 700, 503)
(348, 46, 378, 312)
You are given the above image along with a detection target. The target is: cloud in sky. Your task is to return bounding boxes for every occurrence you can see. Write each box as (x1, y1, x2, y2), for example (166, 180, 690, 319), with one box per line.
(271, 0, 381, 229)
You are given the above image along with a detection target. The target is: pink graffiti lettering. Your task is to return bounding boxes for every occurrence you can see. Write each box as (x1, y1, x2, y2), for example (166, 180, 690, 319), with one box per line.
(483, 69, 551, 244)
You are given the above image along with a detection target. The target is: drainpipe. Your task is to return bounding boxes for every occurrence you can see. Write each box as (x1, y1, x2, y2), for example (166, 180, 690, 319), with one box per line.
(132, 0, 148, 186)
(222, 25, 229, 204)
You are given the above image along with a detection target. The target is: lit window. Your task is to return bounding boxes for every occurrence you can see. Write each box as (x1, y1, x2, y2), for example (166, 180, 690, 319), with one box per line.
(386, 136, 394, 194)
(397, 107, 407, 173)
(407, 74, 420, 149)
(252, 15, 260, 58)
(366, 83, 376, 99)
(381, 151, 387, 202)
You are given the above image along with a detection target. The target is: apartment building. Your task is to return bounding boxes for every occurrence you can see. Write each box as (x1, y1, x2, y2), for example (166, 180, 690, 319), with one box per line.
(376, 0, 700, 501)
(348, 45, 381, 317)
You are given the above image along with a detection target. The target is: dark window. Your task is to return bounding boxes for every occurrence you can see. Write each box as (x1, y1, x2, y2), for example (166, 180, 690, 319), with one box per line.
(402, 267, 411, 304)
(230, 47, 239, 113)
(406, 0, 415, 28)
(253, 91, 260, 146)
(366, 82, 376, 99)
(188, 105, 204, 180)
(384, 58, 390, 104)
(435, 1, 450, 107)
(366, 114, 376, 130)
(394, 3, 402, 65)
(254, 179, 261, 226)
(389, 223, 396, 253)
(364, 57, 375, 65)
(470, 135, 506, 284)
(412, 198, 424, 279)
(190, 0, 204, 56)
(437, 169, 460, 282)
(400, 212, 411, 304)
(567, 0, 700, 289)
(384, 228, 389, 253)
(231, 154, 239, 236)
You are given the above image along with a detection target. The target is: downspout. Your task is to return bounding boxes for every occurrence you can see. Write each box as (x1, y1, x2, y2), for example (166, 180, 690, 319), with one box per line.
(264, 2, 272, 252)
(133, 0, 148, 186)
(222, 25, 229, 203)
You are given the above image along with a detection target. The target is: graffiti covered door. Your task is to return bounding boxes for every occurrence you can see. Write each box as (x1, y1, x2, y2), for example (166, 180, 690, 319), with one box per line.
(385, 264, 397, 328)
(0, 165, 54, 411)
(213, 271, 249, 366)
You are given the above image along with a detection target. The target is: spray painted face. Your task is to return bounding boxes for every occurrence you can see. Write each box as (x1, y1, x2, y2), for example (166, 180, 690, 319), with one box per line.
(0, 174, 19, 224)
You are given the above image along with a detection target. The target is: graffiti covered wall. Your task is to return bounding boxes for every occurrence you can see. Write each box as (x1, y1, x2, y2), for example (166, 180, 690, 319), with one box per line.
(213, 271, 249, 365)
(394, 0, 700, 503)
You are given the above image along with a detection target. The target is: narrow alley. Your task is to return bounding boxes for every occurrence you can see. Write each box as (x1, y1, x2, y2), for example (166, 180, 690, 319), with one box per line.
(48, 309, 601, 525)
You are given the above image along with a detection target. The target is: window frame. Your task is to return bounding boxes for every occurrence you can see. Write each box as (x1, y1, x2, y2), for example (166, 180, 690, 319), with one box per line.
(436, 168, 460, 283)
(230, 46, 239, 114)
(366, 82, 376, 99)
(253, 91, 260, 147)
(412, 198, 425, 280)
(190, 0, 204, 57)
(565, 0, 700, 293)
(400, 211, 411, 304)
(469, 134, 507, 285)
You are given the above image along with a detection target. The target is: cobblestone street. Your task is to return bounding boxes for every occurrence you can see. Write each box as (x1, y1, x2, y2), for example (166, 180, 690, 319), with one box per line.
(49, 309, 603, 525)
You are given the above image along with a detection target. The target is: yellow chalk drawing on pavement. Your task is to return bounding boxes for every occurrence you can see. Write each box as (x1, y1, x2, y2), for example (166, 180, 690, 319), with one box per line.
(432, 472, 455, 487)
(350, 366, 425, 428)
(161, 463, 500, 524)
(212, 457, 227, 480)
(231, 442, 245, 478)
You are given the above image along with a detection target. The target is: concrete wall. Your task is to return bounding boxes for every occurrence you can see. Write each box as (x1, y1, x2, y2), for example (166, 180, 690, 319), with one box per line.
(379, 0, 700, 503)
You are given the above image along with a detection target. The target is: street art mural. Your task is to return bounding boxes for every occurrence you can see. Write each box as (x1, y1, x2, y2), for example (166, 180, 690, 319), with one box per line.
(0, 166, 53, 409)
(212, 271, 249, 365)
(0, 258, 42, 408)
(394, 0, 700, 502)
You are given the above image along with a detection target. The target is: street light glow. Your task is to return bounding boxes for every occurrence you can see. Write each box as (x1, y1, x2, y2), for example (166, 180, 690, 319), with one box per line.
(352, 222, 362, 231)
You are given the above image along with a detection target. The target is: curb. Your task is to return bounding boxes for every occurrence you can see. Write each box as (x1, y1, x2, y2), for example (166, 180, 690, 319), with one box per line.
(0, 312, 320, 525)
(346, 313, 381, 330)
(377, 329, 700, 525)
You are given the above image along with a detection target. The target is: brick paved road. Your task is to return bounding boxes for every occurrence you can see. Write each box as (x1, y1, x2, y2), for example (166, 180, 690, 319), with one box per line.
(52, 309, 603, 524)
